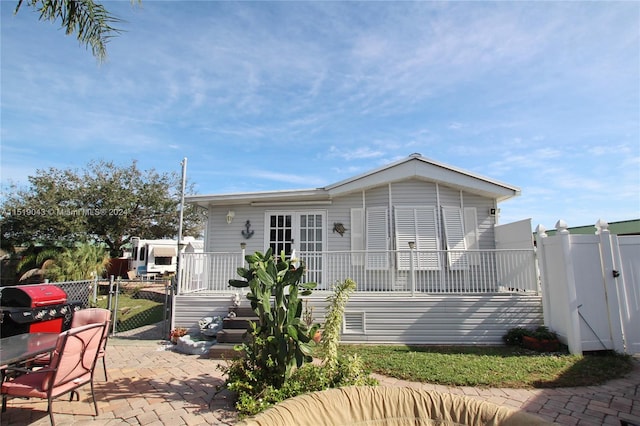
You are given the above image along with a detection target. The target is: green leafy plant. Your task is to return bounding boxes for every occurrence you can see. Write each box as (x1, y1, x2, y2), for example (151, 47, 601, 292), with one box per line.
(228, 248, 319, 388)
(503, 326, 531, 346)
(504, 326, 559, 346)
(222, 273, 378, 418)
(302, 299, 314, 327)
(531, 326, 558, 341)
(226, 352, 378, 418)
(321, 278, 356, 369)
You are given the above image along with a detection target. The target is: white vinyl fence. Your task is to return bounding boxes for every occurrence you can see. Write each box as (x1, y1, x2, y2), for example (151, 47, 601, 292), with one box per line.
(536, 219, 640, 354)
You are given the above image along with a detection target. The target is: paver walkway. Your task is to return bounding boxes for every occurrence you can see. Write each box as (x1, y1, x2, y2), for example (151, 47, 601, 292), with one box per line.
(0, 338, 638, 425)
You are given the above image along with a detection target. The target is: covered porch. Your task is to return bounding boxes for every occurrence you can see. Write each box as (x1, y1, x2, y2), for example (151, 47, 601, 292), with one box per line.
(174, 248, 542, 345)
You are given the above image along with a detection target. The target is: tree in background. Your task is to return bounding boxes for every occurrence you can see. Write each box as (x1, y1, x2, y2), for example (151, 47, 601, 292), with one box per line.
(12, 243, 110, 282)
(45, 243, 110, 282)
(0, 160, 204, 257)
(13, 0, 137, 62)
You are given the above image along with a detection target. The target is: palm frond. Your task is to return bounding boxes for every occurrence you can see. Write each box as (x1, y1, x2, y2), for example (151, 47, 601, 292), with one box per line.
(15, 0, 126, 62)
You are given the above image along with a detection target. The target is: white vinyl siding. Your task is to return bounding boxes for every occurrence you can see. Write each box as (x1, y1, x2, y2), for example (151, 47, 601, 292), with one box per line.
(395, 207, 441, 270)
(442, 206, 469, 270)
(365, 207, 389, 270)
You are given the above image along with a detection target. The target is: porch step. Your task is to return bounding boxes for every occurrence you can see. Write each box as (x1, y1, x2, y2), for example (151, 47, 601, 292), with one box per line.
(223, 317, 256, 329)
(208, 343, 244, 359)
(216, 328, 248, 344)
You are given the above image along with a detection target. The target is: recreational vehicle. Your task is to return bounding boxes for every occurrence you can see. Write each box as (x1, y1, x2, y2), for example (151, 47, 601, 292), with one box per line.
(128, 237, 204, 279)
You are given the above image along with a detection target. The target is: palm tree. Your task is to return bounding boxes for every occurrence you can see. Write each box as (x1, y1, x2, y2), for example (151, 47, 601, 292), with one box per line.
(46, 243, 110, 282)
(16, 247, 61, 283)
(14, 0, 136, 62)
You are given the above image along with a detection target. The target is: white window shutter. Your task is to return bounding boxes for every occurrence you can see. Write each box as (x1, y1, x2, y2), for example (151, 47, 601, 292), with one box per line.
(395, 207, 440, 270)
(350, 208, 365, 266)
(442, 207, 469, 270)
(415, 207, 441, 270)
(394, 208, 415, 270)
(463, 207, 480, 266)
(365, 208, 389, 270)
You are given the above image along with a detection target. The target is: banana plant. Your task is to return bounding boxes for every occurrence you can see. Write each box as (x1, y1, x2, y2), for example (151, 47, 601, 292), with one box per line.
(229, 247, 319, 387)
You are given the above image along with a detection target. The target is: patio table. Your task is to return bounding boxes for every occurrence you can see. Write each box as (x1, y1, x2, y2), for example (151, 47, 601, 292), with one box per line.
(0, 332, 59, 370)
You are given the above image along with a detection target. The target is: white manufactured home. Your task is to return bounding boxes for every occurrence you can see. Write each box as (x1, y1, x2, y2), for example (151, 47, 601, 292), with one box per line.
(174, 154, 542, 345)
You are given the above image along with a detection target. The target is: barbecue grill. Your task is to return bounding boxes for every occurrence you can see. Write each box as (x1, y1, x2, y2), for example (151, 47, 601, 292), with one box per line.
(0, 285, 81, 337)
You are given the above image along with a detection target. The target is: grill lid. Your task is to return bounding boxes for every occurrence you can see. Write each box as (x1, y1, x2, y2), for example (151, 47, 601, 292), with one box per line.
(0, 285, 67, 308)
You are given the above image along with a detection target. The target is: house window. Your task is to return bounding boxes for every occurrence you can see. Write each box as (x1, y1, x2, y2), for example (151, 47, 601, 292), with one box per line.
(268, 214, 292, 257)
(155, 257, 172, 266)
(265, 211, 326, 283)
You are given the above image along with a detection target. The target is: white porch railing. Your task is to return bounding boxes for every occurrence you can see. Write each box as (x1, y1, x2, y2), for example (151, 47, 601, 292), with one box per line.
(178, 249, 539, 295)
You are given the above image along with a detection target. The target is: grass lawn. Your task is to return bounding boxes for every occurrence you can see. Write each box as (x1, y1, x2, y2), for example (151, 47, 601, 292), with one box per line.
(339, 344, 635, 388)
(95, 294, 164, 332)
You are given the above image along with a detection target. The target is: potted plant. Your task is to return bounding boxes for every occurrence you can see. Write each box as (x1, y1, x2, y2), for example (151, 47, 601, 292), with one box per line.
(169, 327, 188, 344)
(522, 326, 560, 352)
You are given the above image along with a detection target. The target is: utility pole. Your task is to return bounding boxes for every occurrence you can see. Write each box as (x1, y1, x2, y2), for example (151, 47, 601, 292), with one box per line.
(176, 157, 187, 291)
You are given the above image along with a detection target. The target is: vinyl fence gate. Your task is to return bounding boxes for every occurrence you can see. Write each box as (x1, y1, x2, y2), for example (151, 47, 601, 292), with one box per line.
(536, 220, 640, 354)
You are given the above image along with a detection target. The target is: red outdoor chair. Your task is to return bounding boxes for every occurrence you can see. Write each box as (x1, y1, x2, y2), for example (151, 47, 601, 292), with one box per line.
(70, 308, 111, 381)
(1, 322, 106, 426)
(31, 308, 111, 381)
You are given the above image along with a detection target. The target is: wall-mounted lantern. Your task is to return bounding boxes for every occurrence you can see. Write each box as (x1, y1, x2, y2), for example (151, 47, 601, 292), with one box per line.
(226, 210, 235, 224)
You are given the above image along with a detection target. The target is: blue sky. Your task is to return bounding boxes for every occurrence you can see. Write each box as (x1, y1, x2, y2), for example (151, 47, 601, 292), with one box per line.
(1, 1, 639, 231)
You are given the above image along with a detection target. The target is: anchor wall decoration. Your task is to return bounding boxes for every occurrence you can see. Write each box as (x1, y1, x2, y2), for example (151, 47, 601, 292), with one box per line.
(241, 220, 255, 239)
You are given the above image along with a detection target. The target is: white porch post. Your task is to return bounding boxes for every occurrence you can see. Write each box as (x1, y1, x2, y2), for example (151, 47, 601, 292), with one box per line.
(408, 241, 416, 296)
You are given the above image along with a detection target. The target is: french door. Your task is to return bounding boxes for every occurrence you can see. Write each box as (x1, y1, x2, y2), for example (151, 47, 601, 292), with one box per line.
(266, 211, 325, 285)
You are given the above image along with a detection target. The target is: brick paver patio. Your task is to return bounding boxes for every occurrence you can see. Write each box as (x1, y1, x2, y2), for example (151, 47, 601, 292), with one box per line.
(1, 338, 638, 425)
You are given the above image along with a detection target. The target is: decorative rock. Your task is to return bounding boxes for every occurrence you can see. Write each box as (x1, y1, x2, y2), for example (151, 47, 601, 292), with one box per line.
(175, 335, 215, 355)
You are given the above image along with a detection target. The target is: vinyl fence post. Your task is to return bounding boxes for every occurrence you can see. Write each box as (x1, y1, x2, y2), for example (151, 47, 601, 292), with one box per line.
(596, 219, 626, 353)
(556, 220, 582, 355)
(534, 225, 551, 327)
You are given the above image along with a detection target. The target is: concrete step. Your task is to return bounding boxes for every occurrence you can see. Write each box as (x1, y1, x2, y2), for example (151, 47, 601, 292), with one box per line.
(208, 343, 244, 359)
(216, 328, 248, 344)
(223, 316, 258, 329)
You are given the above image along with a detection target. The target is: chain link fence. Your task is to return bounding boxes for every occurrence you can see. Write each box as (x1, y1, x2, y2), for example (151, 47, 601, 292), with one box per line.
(47, 278, 173, 340)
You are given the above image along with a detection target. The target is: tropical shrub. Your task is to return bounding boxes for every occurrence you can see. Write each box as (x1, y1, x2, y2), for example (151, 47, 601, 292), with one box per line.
(221, 264, 377, 418)
(228, 248, 319, 388)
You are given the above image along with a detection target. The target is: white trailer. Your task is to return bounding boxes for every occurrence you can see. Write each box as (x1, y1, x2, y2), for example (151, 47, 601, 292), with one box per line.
(129, 237, 178, 278)
(128, 237, 204, 279)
